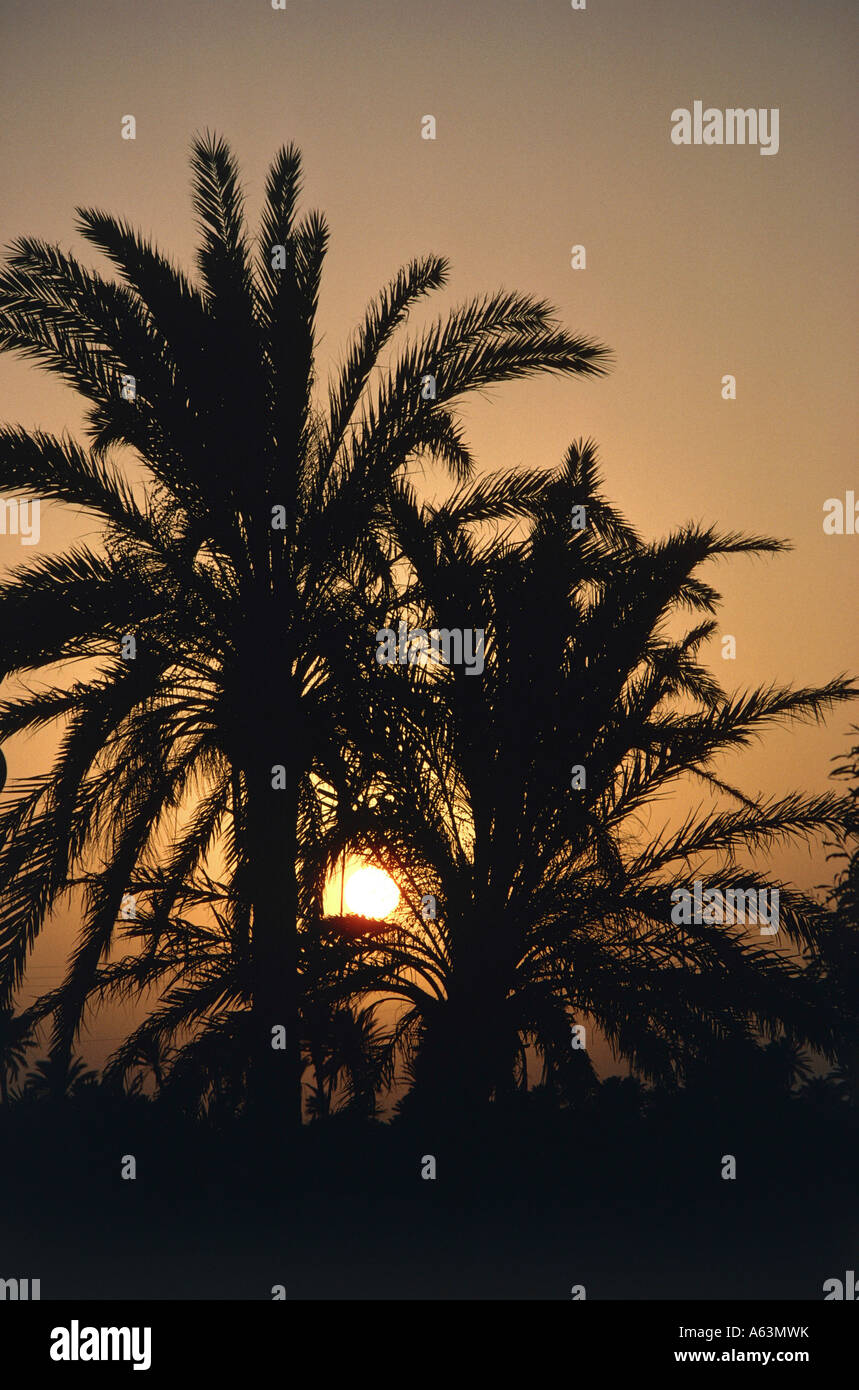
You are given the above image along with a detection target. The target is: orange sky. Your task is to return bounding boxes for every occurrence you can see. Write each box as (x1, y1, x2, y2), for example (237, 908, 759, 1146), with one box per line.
(0, 0, 856, 1073)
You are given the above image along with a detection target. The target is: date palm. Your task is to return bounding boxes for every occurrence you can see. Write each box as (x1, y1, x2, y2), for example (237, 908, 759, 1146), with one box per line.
(24, 1051, 98, 1102)
(330, 440, 857, 1113)
(812, 731, 859, 1103)
(0, 133, 609, 1125)
(0, 1004, 34, 1105)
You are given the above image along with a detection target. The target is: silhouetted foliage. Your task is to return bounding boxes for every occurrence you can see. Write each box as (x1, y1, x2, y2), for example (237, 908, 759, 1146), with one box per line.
(0, 134, 608, 1123)
(0, 136, 856, 1137)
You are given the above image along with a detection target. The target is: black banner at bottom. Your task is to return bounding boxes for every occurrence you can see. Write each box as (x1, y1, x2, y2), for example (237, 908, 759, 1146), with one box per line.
(3, 1299, 854, 1377)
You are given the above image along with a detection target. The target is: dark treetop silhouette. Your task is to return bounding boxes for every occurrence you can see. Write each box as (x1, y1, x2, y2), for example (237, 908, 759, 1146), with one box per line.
(0, 135, 854, 1130)
(308, 439, 857, 1117)
(0, 133, 612, 1127)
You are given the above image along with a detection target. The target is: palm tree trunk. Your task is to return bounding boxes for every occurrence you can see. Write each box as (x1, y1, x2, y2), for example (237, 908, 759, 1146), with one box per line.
(244, 741, 302, 1131)
(234, 574, 304, 1130)
(414, 909, 517, 1115)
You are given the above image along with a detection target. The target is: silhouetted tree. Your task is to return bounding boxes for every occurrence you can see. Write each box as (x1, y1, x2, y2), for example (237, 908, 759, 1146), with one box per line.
(812, 730, 859, 1103)
(0, 1004, 34, 1105)
(331, 441, 856, 1115)
(24, 1052, 98, 1102)
(0, 133, 609, 1128)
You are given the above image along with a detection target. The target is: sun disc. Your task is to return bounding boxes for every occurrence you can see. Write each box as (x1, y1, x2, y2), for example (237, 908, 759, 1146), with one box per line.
(343, 866, 400, 919)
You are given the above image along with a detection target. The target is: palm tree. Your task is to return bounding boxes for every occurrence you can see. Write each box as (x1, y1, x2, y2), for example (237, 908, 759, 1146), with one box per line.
(0, 133, 610, 1126)
(0, 1004, 34, 1105)
(122, 1035, 177, 1097)
(15, 841, 393, 1121)
(24, 1051, 99, 1101)
(799, 1072, 846, 1115)
(326, 439, 857, 1114)
(811, 730, 859, 1102)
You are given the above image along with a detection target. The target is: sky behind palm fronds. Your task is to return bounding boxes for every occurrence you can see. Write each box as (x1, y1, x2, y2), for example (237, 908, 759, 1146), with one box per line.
(0, 0, 855, 1071)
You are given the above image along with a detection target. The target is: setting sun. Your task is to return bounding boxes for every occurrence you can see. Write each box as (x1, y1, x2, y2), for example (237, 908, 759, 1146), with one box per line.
(343, 866, 400, 920)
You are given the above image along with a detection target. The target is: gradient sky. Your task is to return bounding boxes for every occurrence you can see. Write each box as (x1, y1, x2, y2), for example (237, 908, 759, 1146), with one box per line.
(0, 0, 856, 1072)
